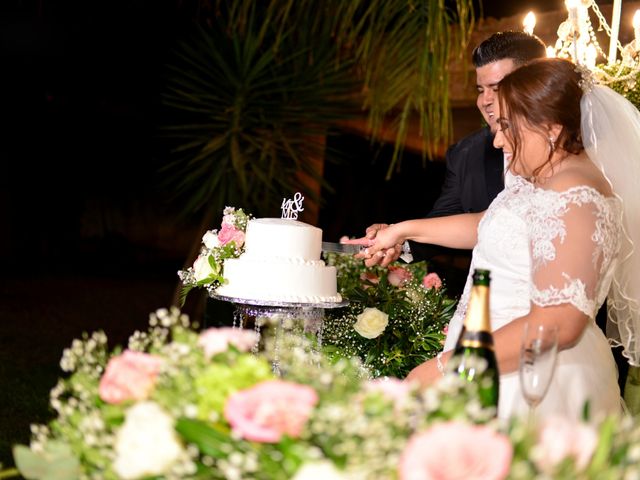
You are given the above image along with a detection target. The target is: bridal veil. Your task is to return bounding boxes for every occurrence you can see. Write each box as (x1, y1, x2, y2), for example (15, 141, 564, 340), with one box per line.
(581, 81, 640, 366)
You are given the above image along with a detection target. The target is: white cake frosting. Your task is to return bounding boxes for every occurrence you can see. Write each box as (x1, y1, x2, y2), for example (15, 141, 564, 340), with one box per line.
(215, 218, 342, 303)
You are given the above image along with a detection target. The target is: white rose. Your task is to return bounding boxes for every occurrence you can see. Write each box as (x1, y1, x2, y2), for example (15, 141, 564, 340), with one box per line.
(113, 402, 184, 479)
(193, 254, 215, 282)
(353, 307, 389, 339)
(292, 461, 346, 480)
(202, 230, 220, 249)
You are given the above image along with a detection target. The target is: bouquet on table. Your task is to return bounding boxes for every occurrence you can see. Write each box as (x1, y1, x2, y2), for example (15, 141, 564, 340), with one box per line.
(4, 308, 640, 480)
(322, 252, 457, 378)
(177, 207, 251, 304)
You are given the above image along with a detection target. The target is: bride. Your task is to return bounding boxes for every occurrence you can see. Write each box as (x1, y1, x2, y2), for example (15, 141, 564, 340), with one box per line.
(362, 58, 640, 420)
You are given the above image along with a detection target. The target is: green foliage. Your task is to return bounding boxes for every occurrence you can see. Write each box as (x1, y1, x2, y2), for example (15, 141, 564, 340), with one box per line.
(161, 0, 475, 217)
(193, 355, 273, 416)
(597, 64, 640, 111)
(323, 253, 457, 378)
(6, 307, 640, 479)
(13, 442, 79, 480)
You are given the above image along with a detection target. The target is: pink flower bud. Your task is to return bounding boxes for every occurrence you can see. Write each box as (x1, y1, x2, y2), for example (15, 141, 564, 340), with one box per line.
(388, 266, 412, 287)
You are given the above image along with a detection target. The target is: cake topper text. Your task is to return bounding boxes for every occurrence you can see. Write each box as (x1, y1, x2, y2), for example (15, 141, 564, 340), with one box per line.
(281, 192, 304, 220)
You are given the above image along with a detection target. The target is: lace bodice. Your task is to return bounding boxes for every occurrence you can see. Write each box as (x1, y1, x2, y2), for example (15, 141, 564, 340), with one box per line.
(445, 175, 622, 348)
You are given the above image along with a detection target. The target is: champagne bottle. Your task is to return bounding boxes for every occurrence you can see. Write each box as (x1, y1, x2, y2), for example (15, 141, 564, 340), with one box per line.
(447, 268, 499, 409)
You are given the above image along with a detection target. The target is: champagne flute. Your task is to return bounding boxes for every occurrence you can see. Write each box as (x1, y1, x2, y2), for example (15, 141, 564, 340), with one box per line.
(519, 322, 558, 423)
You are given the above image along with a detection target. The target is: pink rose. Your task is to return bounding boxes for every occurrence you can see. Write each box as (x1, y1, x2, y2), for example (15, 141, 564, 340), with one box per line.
(198, 327, 258, 358)
(365, 378, 413, 406)
(422, 272, 442, 290)
(399, 421, 512, 480)
(388, 266, 412, 287)
(533, 416, 598, 472)
(217, 223, 245, 248)
(99, 351, 163, 404)
(224, 380, 318, 443)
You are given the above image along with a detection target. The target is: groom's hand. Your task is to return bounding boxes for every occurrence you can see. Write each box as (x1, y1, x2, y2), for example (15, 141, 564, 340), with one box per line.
(356, 223, 402, 268)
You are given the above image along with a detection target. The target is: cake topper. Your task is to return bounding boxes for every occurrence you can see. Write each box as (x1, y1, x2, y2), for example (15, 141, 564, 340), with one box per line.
(281, 192, 304, 220)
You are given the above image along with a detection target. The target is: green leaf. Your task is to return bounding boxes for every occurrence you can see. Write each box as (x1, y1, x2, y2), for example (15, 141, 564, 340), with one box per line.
(587, 417, 616, 474)
(175, 418, 231, 458)
(179, 285, 195, 307)
(13, 442, 80, 480)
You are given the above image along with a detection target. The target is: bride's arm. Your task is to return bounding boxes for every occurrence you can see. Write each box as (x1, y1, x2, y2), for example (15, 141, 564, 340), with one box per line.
(406, 304, 588, 386)
(366, 212, 484, 255)
(490, 304, 588, 373)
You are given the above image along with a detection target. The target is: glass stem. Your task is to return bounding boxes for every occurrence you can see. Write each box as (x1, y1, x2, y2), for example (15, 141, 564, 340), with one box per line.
(528, 405, 536, 428)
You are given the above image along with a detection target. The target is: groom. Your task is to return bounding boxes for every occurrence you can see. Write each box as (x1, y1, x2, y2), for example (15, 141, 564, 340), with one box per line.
(361, 31, 546, 272)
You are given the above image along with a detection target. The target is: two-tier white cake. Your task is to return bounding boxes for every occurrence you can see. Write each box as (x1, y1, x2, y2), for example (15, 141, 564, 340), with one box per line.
(215, 218, 342, 303)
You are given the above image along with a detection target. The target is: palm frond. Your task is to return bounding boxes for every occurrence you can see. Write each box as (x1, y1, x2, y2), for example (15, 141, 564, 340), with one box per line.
(161, 0, 475, 216)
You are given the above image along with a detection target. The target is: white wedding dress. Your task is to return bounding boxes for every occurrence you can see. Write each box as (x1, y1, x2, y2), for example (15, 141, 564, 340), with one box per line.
(443, 171, 623, 420)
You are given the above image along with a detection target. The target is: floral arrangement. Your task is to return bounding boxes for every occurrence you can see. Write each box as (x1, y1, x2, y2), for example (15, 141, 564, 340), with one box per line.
(4, 307, 640, 480)
(177, 207, 251, 305)
(322, 252, 457, 378)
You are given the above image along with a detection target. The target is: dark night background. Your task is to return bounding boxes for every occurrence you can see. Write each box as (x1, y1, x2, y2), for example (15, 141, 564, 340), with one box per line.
(0, 0, 598, 468)
(0, 0, 568, 274)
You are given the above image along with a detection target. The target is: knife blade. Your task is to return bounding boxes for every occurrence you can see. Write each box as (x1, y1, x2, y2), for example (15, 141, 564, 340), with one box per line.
(321, 242, 364, 254)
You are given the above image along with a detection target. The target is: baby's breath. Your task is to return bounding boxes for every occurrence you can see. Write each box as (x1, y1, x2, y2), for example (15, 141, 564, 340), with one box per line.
(323, 254, 456, 378)
(8, 304, 640, 480)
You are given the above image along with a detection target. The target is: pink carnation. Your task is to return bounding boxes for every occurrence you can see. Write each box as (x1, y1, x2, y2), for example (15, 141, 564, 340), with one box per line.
(217, 223, 245, 248)
(99, 351, 163, 404)
(224, 380, 318, 443)
(534, 416, 598, 472)
(399, 421, 512, 480)
(388, 266, 412, 287)
(198, 327, 258, 358)
(422, 272, 442, 290)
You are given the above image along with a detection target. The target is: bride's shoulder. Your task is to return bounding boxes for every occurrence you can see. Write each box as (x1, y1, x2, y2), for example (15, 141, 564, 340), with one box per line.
(545, 154, 613, 198)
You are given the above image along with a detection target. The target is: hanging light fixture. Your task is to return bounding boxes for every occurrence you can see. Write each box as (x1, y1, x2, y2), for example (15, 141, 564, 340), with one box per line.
(522, 0, 640, 90)
(523, 11, 536, 35)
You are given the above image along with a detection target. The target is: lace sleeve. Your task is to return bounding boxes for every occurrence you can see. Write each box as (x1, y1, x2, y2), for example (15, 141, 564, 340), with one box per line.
(529, 188, 620, 319)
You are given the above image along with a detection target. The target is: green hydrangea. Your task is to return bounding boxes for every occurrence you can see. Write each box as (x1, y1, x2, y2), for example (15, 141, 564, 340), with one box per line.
(195, 354, 273, 418)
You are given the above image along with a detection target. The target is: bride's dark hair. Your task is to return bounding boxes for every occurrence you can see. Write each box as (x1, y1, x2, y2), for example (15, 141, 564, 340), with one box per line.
(498, 58, 584, 179)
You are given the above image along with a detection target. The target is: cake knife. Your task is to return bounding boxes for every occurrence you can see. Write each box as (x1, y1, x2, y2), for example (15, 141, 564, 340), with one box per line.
(321, 238, 374, 254)
(321, 242, 364, 254)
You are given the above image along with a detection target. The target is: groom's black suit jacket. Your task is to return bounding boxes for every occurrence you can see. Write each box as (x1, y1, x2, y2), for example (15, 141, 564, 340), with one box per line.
(408, 126, 504, 262)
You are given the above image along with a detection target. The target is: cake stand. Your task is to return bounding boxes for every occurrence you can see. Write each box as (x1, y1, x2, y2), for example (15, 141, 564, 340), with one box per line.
(209, 293, 349, 374)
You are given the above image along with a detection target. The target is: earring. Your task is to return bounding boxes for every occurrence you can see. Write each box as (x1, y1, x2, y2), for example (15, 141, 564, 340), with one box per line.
(548, 136, 556, 152)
